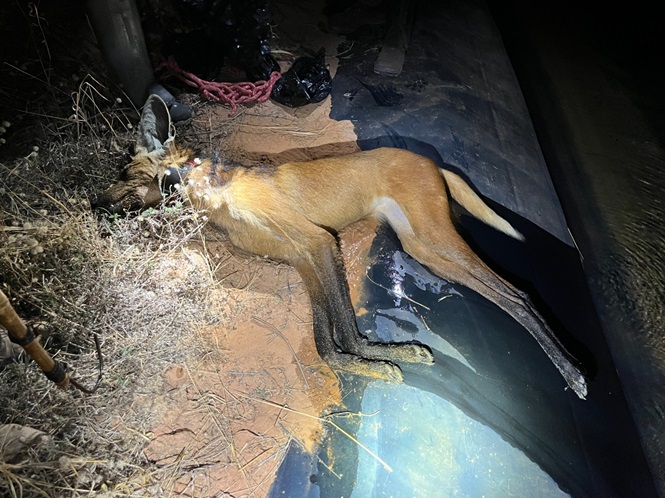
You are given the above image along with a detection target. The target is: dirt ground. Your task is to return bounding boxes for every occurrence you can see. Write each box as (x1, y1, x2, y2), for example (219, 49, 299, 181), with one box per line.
(133, 217, 378, 496)
(136, 5, 366, 494)
(136, 243, 341, 497)
(0, 0, 384, 496)
(131, 86, 370, 494)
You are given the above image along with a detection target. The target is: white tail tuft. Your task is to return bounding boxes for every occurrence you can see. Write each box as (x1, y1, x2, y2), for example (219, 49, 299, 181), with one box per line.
(441, 169, 525, 241)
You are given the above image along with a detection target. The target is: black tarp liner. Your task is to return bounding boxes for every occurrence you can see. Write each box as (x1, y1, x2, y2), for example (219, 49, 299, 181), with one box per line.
(487, 0, 665, 493)
(269, 0, 657, 496)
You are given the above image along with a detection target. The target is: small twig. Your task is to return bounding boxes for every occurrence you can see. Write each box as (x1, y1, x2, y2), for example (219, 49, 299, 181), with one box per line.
(365, 269, 430, 311)
(28, 3, 52, 65)
(415, 309, 432, 332)
(68, 330, 103, 394)
(317, 455, 343, 479)
(2, 63, 64, 95)
(193, 368, 249, 482)
(233, 391, 393, 472)
(335, 40, 356, 58)
(252, 316, 309, 389)
(568, 227, 584, 262)
(75, 76, 121, 138)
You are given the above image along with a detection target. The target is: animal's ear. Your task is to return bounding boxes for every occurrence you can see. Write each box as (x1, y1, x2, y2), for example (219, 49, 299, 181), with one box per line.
(136, 94, 173, 154)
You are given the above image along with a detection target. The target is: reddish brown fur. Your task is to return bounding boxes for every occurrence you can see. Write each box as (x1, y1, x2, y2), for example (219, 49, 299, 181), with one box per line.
(95, 95, 587, 398)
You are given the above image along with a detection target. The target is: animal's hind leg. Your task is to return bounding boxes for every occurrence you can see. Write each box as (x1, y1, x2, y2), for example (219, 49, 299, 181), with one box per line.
(395, 229, 587, 398)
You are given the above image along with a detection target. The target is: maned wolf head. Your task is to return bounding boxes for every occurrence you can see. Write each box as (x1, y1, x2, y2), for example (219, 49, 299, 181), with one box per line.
(92, 95, 191, 214)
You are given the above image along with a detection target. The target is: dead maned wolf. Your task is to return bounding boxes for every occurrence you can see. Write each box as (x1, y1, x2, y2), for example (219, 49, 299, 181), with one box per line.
(95, 95, 587, 399)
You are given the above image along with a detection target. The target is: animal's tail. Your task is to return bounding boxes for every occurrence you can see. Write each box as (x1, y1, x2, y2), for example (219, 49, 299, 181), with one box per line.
(440, 169, 525, 241)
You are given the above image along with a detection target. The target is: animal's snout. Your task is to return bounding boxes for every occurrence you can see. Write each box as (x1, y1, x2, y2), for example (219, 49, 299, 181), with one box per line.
(89, 195, 99, 211)
(91, 180, 150, 215)
(90, 192, 123, 215)
(93, 171, 168, 216)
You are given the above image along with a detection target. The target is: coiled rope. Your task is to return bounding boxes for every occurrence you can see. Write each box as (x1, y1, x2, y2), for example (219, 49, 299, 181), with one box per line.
(158, 56, 282, 115)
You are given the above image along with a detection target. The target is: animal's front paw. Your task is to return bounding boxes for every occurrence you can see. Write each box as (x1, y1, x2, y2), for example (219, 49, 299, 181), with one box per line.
(329, 354, 404, 383)
(373, 343, 434, 365)
(351, 341, 434, 366)
(368, 360, 404, 383)
(398, 344, 434, 365)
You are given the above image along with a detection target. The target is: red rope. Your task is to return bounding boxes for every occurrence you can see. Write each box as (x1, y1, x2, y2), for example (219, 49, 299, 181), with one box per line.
(157, 56, 282, 115)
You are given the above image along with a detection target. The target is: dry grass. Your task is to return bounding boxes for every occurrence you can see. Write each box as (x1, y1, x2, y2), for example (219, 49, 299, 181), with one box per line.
(0, 72, 230, 495)
(0, 4, 340, 496)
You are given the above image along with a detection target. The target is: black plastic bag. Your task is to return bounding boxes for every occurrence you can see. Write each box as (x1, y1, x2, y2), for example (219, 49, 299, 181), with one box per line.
(271, 50, 332, 107)
(172, 0, 279, 81)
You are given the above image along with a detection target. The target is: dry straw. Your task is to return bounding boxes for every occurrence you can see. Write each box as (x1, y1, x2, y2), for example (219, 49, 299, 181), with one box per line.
(0, 65, 222, 495)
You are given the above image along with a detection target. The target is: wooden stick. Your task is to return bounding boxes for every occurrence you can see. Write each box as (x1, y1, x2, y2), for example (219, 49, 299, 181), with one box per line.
(0, 289, 69, 388)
